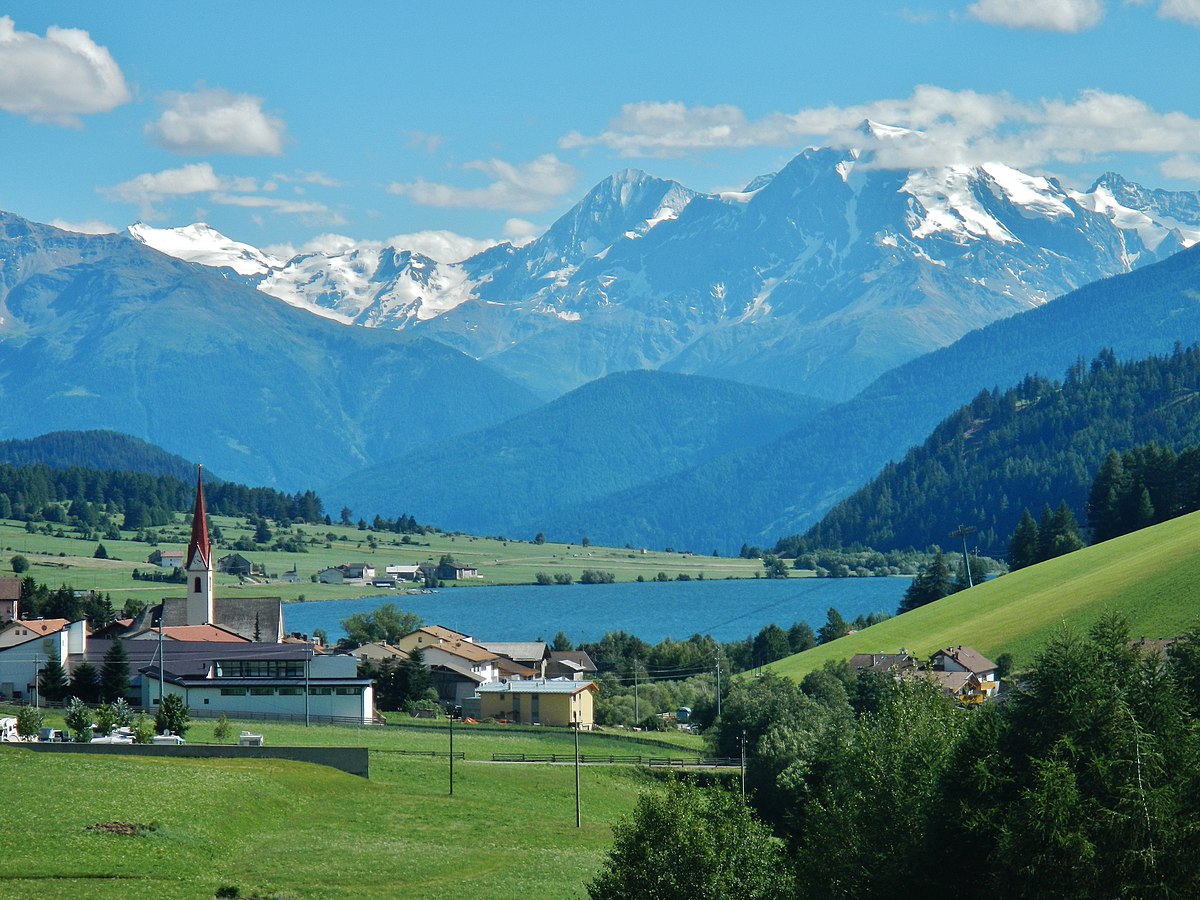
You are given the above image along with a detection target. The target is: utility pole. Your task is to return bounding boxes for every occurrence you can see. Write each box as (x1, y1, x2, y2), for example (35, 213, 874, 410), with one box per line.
(950, 526, 978, 588)
(715, 649, 722, 719)
(740, 729, 746, 800)
(633, 658, 639, 723)
(305, 641, 311, 727)
(573, 711, 581, 828)
(33, 653, 40, 709)
(448, 711, 455, 796)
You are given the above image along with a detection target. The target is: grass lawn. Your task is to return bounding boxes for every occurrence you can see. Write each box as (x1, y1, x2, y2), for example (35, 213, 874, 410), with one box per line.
(0, 515, 769, 609)
(0, 745, 655, 899)
(768, 509, 1200, 679)
(0, 710, 715, 898)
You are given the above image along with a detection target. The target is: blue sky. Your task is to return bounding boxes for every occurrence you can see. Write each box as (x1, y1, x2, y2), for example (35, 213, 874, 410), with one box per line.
(2, 1, 1199, 260)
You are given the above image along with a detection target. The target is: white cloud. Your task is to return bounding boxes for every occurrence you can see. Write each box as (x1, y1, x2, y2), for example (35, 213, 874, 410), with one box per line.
(1161, 155, 1200, 180)
(0, 16, 129, 125)
(388, 153, 577, 213)
(966, 0, 1105, 31)
(383, 230, 497, 263)
(147, 88, 287, 156)
(503, 218, 541, 247)
(1158, 0, 1200, 24)
(49, 218, 118, 235)
(561, 87, 1200, 181)
(102, 162, 343, 224)
(273, 170, 341, 188)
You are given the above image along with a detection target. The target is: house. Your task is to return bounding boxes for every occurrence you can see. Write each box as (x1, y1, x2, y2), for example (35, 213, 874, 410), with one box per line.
(395, 625, 475, 654)
(148, 549, 185, 569)
(350, 641, 411, 663)
(475, 678, 598, 729)
(849, 651, 921, 677)
(385, 565, 422, 582)
(318, 563, 376, 585)
(547, 650, 598, 681)
(281, 566, 302, 583)
(0, 577, 20, 622)
(133, 641, 375, 724)
(420, 639, 505, 705)
(217, 553, 254, 577)
(932, 646, 999, 698)
(482, 641, 550, 676)
(126, 624, 250, 643)
(0, 619, 87, 701)
(437, 561, 480, 581)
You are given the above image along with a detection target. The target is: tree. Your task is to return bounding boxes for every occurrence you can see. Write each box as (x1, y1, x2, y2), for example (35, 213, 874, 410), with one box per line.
(131, 712, 156, 744)
(751, 624, 791, 665)
(93, 543, 108, 559)
(534, 532, 546, 545)
(70, 661, 100, 703)
(15, 705, 44, 740)
(39, 650, 70, 702)
(761, 554, 789, 579)
(818, 607, 849, 644)
(63, 696, 93, 742)
(587, 781, 793, 900)
(787, 621, 817, 653)
(94, 702, 117, 737)
(100, 638, 131, 702)
(898, 550, 952, 613)
(213, 714, 232, 743)
(254, 518, 273, 544)
(551, 631, 573, 652)
(339, 603, 422, 648)
(1008, 508, 1040, 570)
(10, 554, 28, 574)
(155, 693, 190, 737)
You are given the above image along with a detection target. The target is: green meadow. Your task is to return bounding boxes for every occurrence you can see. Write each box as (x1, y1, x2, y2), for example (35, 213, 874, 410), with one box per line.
(768, 508, 1200, 679)
(0, 514, 768, 609)
(0, 715, 710, 899)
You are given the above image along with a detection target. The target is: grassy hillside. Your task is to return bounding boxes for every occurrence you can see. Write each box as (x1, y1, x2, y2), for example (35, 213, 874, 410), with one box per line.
(0, 513, 769, 608)
(767, 509, 1200, 679)
(0, 717, 674, 899)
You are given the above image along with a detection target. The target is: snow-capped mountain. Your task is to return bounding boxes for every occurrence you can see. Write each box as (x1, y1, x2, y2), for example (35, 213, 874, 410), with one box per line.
(132, 136, 1200, 401)
(128, 222, 284, 277)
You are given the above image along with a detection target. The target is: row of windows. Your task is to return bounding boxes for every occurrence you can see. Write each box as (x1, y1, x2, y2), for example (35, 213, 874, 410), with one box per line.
(217, 686, 362, 697)
(216, 660, 306, 679)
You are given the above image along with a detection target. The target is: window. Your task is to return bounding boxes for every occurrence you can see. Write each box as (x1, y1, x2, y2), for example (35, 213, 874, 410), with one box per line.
(308, 687, 332, 696)
(250, 687, 274, 696)
(193, 577, 201, 593)
(277, 687, 302, 696)
(216, 660, 305, 678)
(334, 686, 362, 696)
(220, 687, 248, 696)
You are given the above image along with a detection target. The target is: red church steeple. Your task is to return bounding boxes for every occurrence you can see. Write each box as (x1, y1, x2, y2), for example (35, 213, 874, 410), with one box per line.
(185, 465, 211, 570)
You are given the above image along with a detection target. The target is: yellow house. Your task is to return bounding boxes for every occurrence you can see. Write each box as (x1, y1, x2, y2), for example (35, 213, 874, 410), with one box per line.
(476, 678, 598, 729)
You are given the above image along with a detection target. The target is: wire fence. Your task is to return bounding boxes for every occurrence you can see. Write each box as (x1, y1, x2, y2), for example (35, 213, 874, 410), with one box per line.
(492, 752, 738, 767)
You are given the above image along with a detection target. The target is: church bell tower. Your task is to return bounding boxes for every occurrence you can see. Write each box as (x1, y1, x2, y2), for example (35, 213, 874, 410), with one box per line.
(184, 465, 214, 625)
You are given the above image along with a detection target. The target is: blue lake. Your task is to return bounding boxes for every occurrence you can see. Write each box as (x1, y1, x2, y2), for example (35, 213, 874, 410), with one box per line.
(283, 577, 911, 645)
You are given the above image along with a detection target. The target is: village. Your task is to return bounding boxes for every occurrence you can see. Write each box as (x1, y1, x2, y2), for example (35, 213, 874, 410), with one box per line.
(0, 471, 1006, 745)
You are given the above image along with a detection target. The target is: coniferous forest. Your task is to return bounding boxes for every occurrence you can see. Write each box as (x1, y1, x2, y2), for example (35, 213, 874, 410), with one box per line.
(791, 344, 1200, 556)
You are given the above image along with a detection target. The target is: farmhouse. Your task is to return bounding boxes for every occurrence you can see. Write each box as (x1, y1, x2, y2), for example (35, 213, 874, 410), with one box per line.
(318, 563, 376, 585)
(932, 646, 999, 698)
(148, 549, 185, 569)
(475, 678, 598, 728)
(217, 553, 254, 577)
(0, 577, 20, 622)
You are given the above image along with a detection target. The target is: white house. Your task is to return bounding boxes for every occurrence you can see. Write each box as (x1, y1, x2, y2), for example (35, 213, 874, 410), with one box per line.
(137, 642, 374, 724)
(0, 620, 86, 701)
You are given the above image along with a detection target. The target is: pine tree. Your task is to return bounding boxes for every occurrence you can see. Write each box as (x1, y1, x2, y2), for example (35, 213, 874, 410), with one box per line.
(70, 661, 100, 703)
(899, 550, 952, 613)
(38, 651, 70, 702)
(99, 638, 130, 702)
(1008, 508, 1041, 570)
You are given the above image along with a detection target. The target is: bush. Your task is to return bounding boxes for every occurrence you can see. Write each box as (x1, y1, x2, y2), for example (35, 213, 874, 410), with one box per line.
(15, 705, 44, 740)
(155, 693, 190, 737)
(131, 713, 156, 744)
(63, 697, 93, 742)
(213, 714, 232, 743)
(10, 554, 28, 574)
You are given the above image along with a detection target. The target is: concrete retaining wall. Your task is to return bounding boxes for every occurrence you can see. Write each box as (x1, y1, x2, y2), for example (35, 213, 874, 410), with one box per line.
(16, 742, 370, 778)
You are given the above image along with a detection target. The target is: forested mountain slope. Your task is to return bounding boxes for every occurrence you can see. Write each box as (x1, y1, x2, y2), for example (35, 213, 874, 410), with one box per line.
(532, 243, 1200, 552)
(330, 370, 824, 538)
(797, 346, 1200, 555)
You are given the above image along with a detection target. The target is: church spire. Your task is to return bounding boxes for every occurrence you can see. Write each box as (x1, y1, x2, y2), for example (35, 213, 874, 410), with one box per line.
(186, 465, 211, 570)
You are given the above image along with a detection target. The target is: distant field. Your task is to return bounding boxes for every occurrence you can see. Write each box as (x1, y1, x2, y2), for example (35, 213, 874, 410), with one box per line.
(768, 510, 1200, 679)
(0, 515, 770, 609)
(0, 711, 714, 898)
